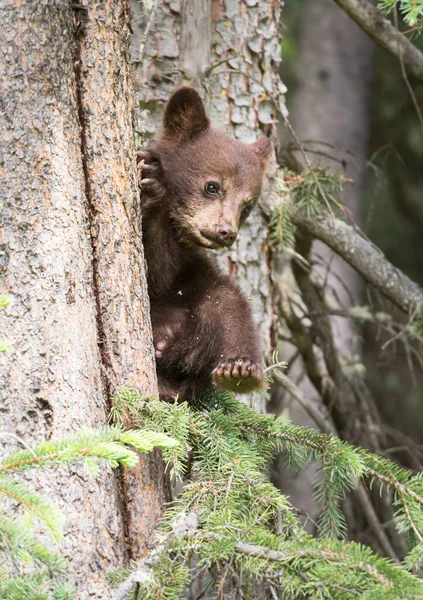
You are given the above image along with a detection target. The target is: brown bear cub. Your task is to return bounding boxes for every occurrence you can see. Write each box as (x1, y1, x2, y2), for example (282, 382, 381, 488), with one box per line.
(137, 87, 271, 401)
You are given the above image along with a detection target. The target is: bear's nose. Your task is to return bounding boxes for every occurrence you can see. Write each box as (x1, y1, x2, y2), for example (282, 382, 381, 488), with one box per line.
(216, 225, 237, 245)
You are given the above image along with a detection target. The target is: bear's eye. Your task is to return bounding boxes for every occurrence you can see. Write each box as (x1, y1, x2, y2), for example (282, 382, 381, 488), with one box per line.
(241, 203, 253, 220)
(204, 181, 220, 197)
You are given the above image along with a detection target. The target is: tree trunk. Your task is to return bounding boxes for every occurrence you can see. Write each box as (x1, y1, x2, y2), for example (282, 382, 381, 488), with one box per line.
(131, 0, 287, 411)
(0, 0, 165, 596)
(75, 0, 168, 560)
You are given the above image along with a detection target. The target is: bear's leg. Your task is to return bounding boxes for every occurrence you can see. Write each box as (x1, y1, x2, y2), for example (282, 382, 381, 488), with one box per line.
(180, 271, 266, 394)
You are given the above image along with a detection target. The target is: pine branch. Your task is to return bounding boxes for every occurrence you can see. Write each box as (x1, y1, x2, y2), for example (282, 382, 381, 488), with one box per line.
(274, 120, 423, 321)
(0, 515, 64, 569)
(113, 513, 422, 599)
(332, 0, 423, 82)
(0, 571, 76, 600)
(0, 425, 178, 599)
(0, 426, 178, 473)
(0, 478, 63, 541)
(108, 389, 423, 599)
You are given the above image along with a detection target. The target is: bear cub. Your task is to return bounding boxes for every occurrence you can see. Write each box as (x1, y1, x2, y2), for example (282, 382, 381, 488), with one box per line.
(138, 87, 271, 401)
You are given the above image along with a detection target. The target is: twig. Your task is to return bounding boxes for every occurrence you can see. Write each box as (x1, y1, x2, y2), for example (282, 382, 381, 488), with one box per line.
(233, 542, 391, 586)
(332, 0, 423, 83)
(278, 290, 345, 431)
(290, 209, 423, 314)
(135, 0, 159, 68)
(381, 305, 419, 351)
(353, 485, 400, 563)
(0, 432, 37, 457)
(401, 24, 423, 35)
(274, 372, 335, 435)
(204, 52, 237, 77)
(283, 118, 336, 221)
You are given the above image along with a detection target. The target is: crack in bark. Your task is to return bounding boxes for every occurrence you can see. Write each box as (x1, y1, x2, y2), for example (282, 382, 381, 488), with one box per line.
(73, 28, 113, 397)
(71, 4, 133, 564)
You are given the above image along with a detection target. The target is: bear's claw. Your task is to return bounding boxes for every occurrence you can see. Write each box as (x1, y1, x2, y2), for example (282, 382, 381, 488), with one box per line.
(137, 150, 166, 200)
(212, 357, 265, 393)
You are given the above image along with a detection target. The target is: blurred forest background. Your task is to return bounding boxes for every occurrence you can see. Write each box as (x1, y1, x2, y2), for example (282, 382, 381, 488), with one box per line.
(269, 0, 423, 548)
(279, 0, 423, 452)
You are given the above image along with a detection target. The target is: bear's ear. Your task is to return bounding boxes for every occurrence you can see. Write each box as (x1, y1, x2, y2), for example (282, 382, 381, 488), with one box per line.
(252, 137, 272, 163)
(163, 87, 210, 140)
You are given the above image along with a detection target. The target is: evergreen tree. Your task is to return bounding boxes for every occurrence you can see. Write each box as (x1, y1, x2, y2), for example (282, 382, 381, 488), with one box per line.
(108, 388, 423, 599)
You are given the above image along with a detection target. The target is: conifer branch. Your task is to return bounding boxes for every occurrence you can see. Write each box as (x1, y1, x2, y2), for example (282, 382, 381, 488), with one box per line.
(106, 389, 423, 599)
(332, 0, 423, 82)
(0, 425, 178, 600)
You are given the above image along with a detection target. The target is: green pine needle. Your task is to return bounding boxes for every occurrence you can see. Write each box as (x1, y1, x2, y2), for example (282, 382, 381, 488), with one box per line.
(378, 0, 423, 28)
(108, 387, 423, 599)
(0, 424, 179, 599)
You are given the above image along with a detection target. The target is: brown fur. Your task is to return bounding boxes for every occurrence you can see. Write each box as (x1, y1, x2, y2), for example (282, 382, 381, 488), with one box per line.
(138, 87, 271, 401)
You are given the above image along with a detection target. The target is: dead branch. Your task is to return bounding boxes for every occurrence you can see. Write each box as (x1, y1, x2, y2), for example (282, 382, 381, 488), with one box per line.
(291, 209, 423, 314)
(332, 0, 423, 83)
(273, 371, 336, 435)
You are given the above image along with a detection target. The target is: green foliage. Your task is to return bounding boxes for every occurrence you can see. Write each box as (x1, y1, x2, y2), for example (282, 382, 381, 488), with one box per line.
(0, 426, 178, 600)
(378, 0, 423, 28)
(270, 168, 348, 250)
(405, 541, 423, 571)
(284, 167, 346, 217)
(0, 294, 12, 309)
(0, 572, 76, 600)
(0, 478, 63, 542)
(0, 339, 13, 353)
(105, 566, 135, 587)
(109, 388, 423, 599)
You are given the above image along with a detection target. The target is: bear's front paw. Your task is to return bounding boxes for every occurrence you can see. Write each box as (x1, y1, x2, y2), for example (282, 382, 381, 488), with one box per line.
(212, 357, 266, 393)
(137, 150, 167, 200)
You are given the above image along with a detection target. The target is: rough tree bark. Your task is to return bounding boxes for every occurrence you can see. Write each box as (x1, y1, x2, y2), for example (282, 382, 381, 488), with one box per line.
(131, 0, 287, 410)
(75, 0, 168, 560)
(0, 0, 165, 596)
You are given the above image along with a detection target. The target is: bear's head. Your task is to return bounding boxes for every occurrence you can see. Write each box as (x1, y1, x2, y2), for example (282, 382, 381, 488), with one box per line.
(155, 87, 272, 249)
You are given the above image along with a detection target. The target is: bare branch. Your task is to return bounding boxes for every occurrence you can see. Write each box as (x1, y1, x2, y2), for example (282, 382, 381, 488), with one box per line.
(353, 485, 400, 563)
(291, 209, 423, 314)
(332, 0, 423, 83)
(274, 372, 336, 435)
